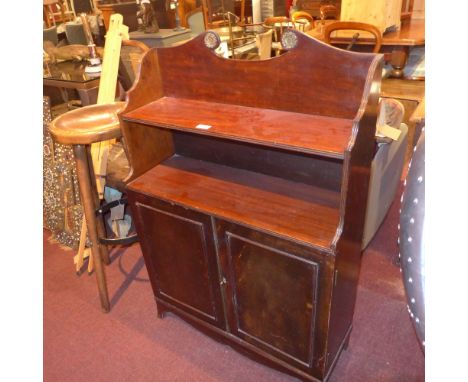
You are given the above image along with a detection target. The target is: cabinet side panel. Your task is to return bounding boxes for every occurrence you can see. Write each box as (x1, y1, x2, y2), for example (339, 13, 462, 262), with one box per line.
(123, 122, 175, 182)
(119, 49, 171, 182)
(325, 57, 383, 375)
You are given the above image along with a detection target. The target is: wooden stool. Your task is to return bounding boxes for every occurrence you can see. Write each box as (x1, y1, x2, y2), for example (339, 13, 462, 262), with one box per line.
(49, 102, 126, 312)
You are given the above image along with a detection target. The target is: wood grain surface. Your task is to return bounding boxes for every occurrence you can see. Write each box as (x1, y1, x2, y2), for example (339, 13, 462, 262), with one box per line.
(123, 97, 354, 159)
(127, 155, 341, 249)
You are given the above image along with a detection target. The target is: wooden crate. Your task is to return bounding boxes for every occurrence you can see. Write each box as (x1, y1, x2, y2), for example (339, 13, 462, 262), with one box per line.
(340, 0, 403, 33)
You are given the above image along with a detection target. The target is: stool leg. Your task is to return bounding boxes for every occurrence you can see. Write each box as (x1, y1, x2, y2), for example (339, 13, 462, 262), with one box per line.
(74, 144, 110, 313)
(86, 146, 110, 265)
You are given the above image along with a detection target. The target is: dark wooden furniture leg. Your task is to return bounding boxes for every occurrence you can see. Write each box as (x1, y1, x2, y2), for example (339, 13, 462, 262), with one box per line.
(390, 46, 409, 78)
(86, 146, 111, 265)
(73, 144, 111, 312)
(77, 88, 99, 106)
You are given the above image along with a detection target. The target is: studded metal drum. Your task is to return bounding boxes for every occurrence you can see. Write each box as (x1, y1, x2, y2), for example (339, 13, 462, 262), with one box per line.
(399, 130, 425, 350)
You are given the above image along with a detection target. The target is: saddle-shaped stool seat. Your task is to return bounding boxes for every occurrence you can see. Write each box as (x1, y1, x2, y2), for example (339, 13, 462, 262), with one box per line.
(50, 102, 125, 145)
(49, 101, 126, 312)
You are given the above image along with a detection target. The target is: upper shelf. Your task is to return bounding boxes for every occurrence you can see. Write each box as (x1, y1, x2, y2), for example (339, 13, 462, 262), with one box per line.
(123, 97, 354, 159)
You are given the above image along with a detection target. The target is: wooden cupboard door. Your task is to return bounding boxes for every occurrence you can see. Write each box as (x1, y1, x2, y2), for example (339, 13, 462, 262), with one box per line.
(217, 223, 323, 369)
(129, 194, 225, 328)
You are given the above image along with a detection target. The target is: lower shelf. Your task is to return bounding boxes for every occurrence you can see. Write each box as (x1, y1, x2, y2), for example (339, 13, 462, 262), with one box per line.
(127, 155, 341, 249)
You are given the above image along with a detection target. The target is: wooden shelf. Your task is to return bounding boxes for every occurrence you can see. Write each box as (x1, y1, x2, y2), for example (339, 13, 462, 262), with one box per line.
(127, 155, 341, 249)
(122, 97, 354, 159)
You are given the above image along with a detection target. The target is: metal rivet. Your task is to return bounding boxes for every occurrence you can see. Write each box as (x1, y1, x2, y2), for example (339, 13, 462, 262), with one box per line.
(411, 298, 415, 303)
(408, 277, 413, 283)
(413, 198, 418, 204)
(408, 237, 413, 243)
(417, 176, 423, 183)
(410, 218, 415, 224)
(408, 257, 412, 263)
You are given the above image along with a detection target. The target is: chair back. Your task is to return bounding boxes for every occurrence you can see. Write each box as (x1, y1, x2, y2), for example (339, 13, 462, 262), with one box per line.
(319, 4, 338, 20)
(43, 25, 59, 45)
(323, 21, 382, 53)
(65, 22, 88, 45)
(263, 16, 293, 42)
(71, 0, 94, 14)
(186, 7, 206, 36)
(291, 11, 314, 32)
(255, 29, 273, 60)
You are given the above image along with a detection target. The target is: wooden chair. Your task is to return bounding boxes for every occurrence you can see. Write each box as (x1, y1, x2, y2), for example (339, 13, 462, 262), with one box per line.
(323, 21, 382, 53)
(43, 0, 75, 27)
(319, 4, 338, 20)
(291, 11, 315, 32)
(263, 17, 294, 56)
(249, 29, 273, 60)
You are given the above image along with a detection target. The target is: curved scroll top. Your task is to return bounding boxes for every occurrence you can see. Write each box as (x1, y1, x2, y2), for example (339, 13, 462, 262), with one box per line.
(202, 29, 300, 51)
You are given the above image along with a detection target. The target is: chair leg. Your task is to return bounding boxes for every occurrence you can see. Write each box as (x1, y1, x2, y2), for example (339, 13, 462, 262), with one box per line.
(86, 146, 110, 265)
(73, 144, 110, 312)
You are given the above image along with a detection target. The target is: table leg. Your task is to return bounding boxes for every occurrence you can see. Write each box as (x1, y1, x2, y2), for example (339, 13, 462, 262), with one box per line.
(73, 144, 110, 313)
(390, 46, 409, 79)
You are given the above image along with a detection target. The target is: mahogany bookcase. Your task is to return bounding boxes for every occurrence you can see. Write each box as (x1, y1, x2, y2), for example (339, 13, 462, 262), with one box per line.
(120, 30, 383, 381)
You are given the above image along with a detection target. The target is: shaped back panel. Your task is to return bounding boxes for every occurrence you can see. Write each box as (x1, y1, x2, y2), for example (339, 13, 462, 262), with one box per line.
(156, 31, 377, 119)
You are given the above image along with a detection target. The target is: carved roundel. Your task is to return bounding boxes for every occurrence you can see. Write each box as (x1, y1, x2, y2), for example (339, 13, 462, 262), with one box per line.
(281, 30, 298, 50)
(204, 31, 221, 50)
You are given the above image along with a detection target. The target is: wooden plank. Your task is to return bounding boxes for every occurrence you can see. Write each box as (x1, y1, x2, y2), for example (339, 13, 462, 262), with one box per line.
(381, 78, 425, 101)
(91, 13, 129, 198)
(123, 97, 354, 159)
(410, 96, 425, 123)
(127, 155, 341, 249)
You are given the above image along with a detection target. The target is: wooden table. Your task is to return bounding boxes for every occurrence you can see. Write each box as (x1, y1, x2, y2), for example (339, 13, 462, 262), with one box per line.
(129, 29, 193, 48)
(307, 19, 425, 78)
(43, 61, 100, 106)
